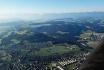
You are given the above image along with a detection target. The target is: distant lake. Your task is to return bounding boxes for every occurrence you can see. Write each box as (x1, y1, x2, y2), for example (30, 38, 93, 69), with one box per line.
(30, 24, 51, 28)
(0, 26, 15, 33)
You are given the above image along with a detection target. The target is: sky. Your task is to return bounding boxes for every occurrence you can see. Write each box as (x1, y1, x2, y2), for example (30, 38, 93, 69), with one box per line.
(0, 0, 104, 20)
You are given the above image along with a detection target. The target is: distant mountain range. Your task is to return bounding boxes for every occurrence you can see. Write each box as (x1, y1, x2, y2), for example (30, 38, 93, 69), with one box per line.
(1, 12, 104, 44)
(0, 12, 104, 24)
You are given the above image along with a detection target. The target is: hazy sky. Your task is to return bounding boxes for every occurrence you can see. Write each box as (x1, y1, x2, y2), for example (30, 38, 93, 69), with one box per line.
(0, 0, 104, 20)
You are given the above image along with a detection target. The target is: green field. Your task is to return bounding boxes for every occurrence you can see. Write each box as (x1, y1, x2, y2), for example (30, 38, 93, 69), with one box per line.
(31, 45, 80, 56)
